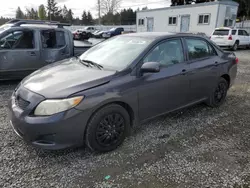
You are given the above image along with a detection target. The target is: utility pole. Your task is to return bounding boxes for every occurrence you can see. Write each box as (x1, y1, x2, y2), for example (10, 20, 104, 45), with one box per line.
(98, 0, 101, 25)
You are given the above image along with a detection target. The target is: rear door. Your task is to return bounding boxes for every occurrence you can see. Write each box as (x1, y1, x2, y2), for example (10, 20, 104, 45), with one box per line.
(40, 29, 70, 65)
(184, 37, 220, 102)
(211, 29, 230, 45)
(0, 28, 42, 79)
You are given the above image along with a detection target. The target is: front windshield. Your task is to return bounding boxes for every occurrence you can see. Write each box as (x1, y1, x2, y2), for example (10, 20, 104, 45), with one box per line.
(0, 24, 12, 34)
(109, 28, 116, 31)
(80, 36, 153, 71)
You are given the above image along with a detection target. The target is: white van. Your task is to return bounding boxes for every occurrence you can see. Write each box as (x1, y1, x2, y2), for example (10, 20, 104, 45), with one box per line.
(210, 27, 250, 50)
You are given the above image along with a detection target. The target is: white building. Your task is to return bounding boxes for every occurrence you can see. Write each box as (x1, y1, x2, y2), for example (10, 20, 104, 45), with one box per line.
(136, 0, 239, 36)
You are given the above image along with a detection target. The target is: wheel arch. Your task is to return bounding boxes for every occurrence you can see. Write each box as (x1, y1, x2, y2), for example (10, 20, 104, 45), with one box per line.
(221, 74, 230, 87)
(86, 100, 136, 130)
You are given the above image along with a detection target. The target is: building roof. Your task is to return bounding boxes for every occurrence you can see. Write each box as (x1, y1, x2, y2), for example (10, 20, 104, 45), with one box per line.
(137, 0, 239, 13)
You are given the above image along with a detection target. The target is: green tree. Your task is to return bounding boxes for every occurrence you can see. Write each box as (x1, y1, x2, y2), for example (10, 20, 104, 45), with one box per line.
(16, 7, 25, 19)
(66, 9, 74, 23)
(62, 5, 68, 21)
(38, 4, 47, 20)
(87, 11, 94, 25)
(234, 0, 250, 18)
(46, 0, 60, 21)
(82, 10, 88, 25)
(26, 8, 38, 19)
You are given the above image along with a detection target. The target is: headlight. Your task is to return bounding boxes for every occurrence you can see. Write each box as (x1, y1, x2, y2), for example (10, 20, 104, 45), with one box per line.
(34, 96, 84, 116)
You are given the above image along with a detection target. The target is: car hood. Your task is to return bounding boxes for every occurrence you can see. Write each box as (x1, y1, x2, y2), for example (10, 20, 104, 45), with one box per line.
(22, 58, 116, 98)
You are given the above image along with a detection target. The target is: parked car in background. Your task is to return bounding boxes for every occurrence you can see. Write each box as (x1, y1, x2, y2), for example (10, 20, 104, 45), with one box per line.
(9, 32, 238, 152)
(0, 19, 91, 80)
(102, 27, 124, 38)
(73, 27, 96, 40)
(93, 30, 106, 38)
(210, 27, 250, 50)
(72, 29, 84, 40)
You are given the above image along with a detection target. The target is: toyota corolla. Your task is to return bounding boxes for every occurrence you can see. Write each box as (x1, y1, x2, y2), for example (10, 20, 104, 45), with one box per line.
(8, 33, 238, 152)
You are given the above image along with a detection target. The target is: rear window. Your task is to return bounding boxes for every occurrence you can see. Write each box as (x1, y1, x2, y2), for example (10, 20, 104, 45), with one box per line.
(213, 29, 229, 36)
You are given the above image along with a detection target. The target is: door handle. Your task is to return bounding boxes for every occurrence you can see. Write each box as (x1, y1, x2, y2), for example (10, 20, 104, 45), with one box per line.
(181, 69, 186, 75)
(29, 52, 36, 56)
(45, 60, 55, 64)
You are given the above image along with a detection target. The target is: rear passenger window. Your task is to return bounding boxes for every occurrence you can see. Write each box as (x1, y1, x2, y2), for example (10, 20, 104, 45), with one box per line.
(41, 30, 66, 48)
(143, 39, 184, 66)
(186, 38, 215, 60)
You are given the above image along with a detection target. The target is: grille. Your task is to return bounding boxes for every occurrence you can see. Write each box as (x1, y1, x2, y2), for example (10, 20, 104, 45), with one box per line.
(15, 96, 30, 110)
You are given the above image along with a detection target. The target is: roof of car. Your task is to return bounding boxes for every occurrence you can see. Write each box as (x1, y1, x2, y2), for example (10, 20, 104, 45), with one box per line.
(214, 27, 236, 30)
(6, 25, 71, 32)
(122, 32, 207, 39)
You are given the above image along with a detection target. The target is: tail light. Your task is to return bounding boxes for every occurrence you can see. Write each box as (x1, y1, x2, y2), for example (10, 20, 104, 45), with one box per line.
(228, 35, 232, 40)
(235, 57, 239, 64)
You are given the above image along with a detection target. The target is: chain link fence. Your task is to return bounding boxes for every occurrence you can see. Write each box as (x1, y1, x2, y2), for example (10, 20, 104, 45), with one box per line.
(65, 25, 137, 32)
(236, 20, 250, 33)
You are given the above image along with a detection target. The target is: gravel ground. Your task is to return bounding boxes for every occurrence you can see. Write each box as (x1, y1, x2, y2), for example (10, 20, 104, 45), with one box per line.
(1, 50, 250, 188)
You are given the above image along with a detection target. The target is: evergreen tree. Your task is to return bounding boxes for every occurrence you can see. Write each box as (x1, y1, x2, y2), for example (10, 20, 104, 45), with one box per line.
(46, 0, 60, 21)
(81, 10, 88, 25)
(66, 9, 74, 23)
(87, 11, 93, 25)
(16, 7, 25, 19)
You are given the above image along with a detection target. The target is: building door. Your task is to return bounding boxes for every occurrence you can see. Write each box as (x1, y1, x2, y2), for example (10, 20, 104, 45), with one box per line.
(180, 15, 190, 33)
(147, 17, 154, 32)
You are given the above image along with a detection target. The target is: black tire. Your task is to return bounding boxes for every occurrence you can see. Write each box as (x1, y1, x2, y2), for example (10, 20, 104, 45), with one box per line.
(207, 77, 229, 107)
(85, 104, 130, 152)
(87, 33, 92, 38)
(232, 41, 239, 51)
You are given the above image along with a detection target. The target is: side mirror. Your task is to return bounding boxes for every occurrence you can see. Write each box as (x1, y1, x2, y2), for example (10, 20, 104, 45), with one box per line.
(140, 62, 160, 74)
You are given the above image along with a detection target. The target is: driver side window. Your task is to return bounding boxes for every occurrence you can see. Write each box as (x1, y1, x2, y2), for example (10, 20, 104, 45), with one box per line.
(143, 39, 184, 66)
(0, 30, 34, 49)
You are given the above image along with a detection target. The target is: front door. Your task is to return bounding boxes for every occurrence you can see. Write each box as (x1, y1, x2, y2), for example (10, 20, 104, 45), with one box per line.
(147, 18, 154, 32)
(184, 37, 220, 102)
(40, 29, 70, 65)
(0, 29, 41, 79)
(180, 15, 190, 33)
(138, 38, 191, 121)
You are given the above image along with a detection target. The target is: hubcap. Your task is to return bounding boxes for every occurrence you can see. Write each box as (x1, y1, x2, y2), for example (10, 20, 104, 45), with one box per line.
(214, 82, 226, 103)
(96, 113, 125, 146)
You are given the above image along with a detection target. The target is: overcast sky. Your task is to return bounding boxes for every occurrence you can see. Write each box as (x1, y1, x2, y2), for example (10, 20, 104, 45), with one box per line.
(0, 0, 170, 18)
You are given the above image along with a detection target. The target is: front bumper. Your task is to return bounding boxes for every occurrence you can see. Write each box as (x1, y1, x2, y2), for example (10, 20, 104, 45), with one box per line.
(8, 87, 89, 150)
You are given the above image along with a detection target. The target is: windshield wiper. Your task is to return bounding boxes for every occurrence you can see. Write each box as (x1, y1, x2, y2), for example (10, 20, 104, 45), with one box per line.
(81, 59, 103, 70)
(75, 56, 91, 68)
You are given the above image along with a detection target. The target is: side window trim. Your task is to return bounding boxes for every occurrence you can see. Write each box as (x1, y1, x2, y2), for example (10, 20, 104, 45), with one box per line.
(184, 37, 216, 63)
(141, 37, 186, 67)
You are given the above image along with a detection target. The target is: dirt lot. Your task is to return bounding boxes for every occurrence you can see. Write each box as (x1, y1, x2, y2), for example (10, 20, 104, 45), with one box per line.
(1, 50, 250, 188)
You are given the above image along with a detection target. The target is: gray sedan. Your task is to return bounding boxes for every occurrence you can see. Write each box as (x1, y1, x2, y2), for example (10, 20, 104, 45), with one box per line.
(8, 32, 238, 152)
